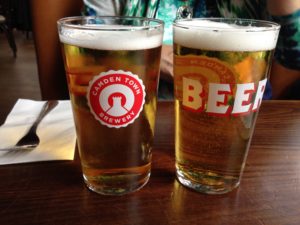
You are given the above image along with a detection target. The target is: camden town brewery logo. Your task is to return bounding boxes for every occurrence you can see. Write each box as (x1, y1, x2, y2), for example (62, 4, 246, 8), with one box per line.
(87, 70, 146, 128)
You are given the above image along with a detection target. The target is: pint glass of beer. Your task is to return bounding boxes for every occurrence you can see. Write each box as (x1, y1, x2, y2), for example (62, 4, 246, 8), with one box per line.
(173, 18, 280, 194)
(57, 17, 163, 195)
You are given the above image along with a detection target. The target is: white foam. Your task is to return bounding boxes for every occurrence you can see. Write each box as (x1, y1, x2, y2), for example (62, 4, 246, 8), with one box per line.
(59, 25, 163, 50)
(174, 20, 280, 51)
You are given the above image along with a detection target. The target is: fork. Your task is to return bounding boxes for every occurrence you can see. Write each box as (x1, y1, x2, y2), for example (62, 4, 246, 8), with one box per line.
(0, 100, 58, 151)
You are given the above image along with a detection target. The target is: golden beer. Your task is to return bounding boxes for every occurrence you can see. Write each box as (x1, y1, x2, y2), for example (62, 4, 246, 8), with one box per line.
(58, 17, 163, 195)
(173, 18, 280, 194)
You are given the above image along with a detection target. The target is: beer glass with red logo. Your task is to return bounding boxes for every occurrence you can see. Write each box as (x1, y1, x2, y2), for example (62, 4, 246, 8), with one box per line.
(58, 16, 164, 195)
(173, 18, 280, 194)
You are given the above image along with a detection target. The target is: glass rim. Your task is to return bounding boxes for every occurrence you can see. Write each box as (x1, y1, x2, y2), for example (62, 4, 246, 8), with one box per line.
(57, 16, 164, 31)
(173, 17, 280, 32)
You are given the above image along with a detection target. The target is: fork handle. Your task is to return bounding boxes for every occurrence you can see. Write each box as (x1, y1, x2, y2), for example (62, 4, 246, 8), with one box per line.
(30, 100, 59, 131)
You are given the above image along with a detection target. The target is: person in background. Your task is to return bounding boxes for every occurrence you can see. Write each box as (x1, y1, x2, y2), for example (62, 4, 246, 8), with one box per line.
(82, 0, 300, 100)
(217, 0, 300, 99)
(267, 0, 300, 99)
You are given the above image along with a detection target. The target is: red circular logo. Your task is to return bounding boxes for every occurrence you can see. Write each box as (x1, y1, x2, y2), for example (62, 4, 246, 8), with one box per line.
(87, 70, 146, 128)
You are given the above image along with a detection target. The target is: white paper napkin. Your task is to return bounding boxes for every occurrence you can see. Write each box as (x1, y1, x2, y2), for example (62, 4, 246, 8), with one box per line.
(0, 99, 76, 165)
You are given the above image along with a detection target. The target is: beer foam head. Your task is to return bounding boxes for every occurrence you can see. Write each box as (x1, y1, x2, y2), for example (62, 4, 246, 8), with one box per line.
(174, 19, 280, 51)
(59, 24, 163, 50)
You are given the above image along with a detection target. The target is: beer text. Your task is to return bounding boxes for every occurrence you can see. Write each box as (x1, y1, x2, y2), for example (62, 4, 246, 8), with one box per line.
(182, 77, 267, 116)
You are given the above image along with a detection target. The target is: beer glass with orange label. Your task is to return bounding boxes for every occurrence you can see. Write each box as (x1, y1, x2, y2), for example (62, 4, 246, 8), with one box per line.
(173, 18, 280, 194)
(58, 17, 164, 195)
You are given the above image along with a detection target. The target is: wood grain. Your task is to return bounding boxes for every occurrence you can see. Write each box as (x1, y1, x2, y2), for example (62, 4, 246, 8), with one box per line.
(1, 101, 300, 225)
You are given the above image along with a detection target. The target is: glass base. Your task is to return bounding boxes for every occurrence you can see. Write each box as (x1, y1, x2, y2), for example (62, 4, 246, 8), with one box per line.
(176, 168, 240, 194)
(83, 171, 150, 196)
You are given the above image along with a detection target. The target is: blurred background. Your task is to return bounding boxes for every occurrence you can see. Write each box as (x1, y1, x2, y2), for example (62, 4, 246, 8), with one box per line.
(0, 0, 41, 123)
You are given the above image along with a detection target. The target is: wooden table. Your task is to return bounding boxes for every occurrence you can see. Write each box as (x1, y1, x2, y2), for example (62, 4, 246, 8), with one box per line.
(1, 101, 300, 225)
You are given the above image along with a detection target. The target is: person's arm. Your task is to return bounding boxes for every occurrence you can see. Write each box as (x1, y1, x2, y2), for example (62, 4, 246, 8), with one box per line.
(267, 0, 300, 16)
(267, 0, 300, 99)
(30, 0, 83, 100)
(160, 45, 173, 83)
